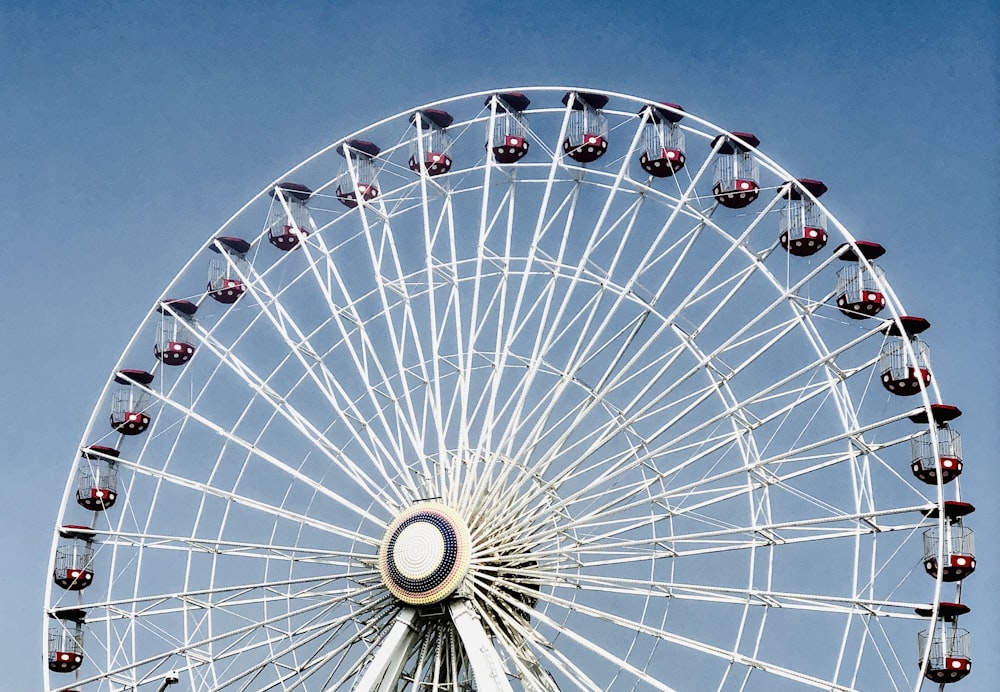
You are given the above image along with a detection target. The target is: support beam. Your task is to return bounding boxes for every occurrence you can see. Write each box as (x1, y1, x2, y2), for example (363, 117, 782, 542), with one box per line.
(448, 599, 515, 692)
(351, 608, 419, 692)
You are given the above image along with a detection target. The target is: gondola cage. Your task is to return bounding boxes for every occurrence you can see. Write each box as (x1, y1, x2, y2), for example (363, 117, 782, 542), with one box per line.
(77, 445, 120, 511)
(912, 425, 963, 484)
(711, 132, 760, 208)
(267, 182, 313, 251)
(487, 92, 531, 164)
(207, 236, 251, 304)
(53, 525, 96, 591)
(909, 405, 964, 484)
(561, 91, 609, 164)
(879, 317, 932, 395)
(778, 179, 828, 256)
(923, 522, 976, 581)
(336, 139, 381, 207)
(835, 241, 887, 318)
(48, 609, 86, 673)
(409, 109, 454, 176)
(918, 617, 972, 684)
(110, 369, 154, 435)
(638, 102, 686, 177)
(154, 299, 197, 365)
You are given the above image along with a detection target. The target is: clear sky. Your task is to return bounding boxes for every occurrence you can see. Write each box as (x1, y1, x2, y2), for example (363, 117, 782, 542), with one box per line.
(3, 1, 997, 690)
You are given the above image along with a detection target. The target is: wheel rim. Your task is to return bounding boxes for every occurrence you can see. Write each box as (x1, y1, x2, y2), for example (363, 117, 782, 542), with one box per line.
(45, 87, 964, 691)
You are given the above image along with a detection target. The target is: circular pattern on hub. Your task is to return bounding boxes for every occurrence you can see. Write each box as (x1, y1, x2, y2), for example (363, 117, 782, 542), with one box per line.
(378, 502, 471, 605)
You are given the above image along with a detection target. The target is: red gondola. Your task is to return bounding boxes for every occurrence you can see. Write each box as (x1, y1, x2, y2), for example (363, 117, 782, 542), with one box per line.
(154, 299, 197, 365)
(909, 405, 964, 484)
(53, 525, 96, 591)
(711, 132, 760, 208)
(208, 236, 251, 304)
(778, 179, 829, 256)
(409, 110, 454, 176)
(923, 522, 976, 581)
(336, 139, 382, 207)
(268, 183, 313, 251)
(487, 93, 531, 164)
(638, 102, 686, 177)
(916, 603, 973, 683)
(77, 445, 120, 511)
(561, 92, 609, 164)
(921, 497, 976, 582)
(835, 241, 887, 318)
(879, 317, 932, 395)
(48, 609, 86, 673)
(110, 369, 154, 435)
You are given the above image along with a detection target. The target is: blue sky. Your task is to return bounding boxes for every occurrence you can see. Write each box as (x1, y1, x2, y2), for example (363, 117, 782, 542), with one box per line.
(3, 1, 997, 689)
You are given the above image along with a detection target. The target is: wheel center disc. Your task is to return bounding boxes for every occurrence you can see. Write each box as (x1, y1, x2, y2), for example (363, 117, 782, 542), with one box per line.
(378, 502, 471, 605)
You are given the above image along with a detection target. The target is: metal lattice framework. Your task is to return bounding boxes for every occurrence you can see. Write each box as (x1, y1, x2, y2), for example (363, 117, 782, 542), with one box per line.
(45, 87, 969, 692)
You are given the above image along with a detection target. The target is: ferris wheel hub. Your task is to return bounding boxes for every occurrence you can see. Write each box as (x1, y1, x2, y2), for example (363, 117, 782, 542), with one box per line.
(378, 502, 471, 605)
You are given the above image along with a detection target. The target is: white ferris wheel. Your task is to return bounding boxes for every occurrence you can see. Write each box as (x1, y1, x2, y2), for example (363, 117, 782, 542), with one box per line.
(45, 87, 976, 692)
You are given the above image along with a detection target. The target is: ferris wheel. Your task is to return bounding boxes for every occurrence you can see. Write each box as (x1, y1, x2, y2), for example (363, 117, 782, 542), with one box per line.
(45, 87, 977, 692)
